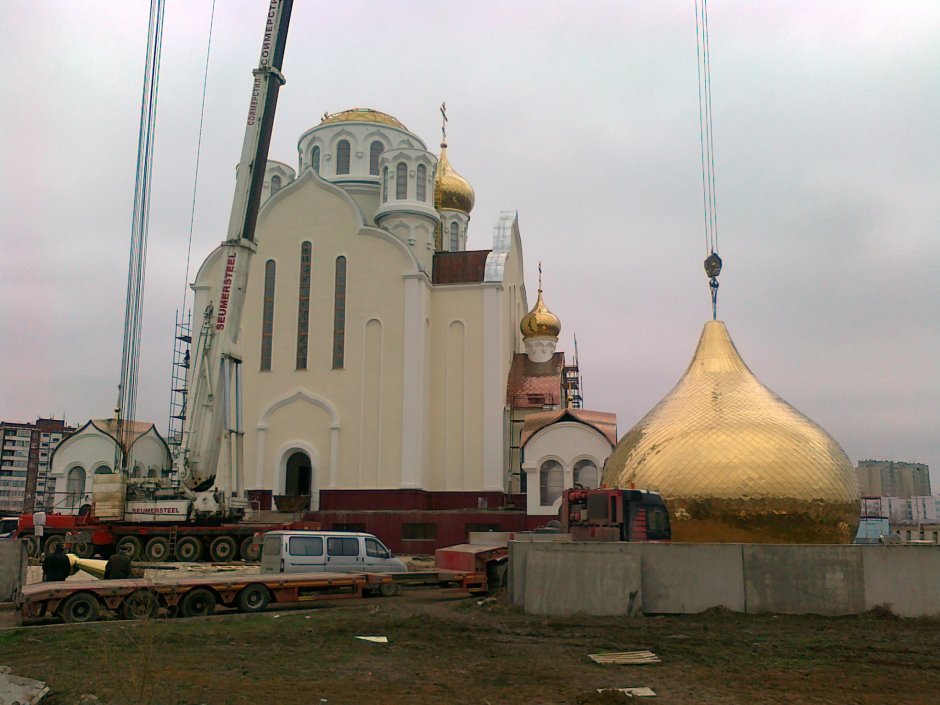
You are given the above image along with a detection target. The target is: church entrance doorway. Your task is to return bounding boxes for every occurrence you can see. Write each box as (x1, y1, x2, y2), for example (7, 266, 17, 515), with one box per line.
(285, 452, 312, 497)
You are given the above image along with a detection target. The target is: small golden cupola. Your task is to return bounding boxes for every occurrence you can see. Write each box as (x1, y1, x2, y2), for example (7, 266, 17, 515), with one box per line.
(434, 104, 475, 252)
(520, 267, 561, 363)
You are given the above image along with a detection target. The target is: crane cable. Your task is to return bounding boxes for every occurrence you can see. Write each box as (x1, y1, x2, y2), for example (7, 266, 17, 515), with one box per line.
(694, 0, 723, 319)
(181, 0, 218, 316)
(117, 0, 165, 463)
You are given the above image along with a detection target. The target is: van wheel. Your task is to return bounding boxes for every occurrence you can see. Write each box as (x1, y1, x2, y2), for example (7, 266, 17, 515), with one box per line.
(379, 581, 399, 598)
(240, 536, 261, 562)
(122, 590, 160, 620)
(180, 589, 216, 618)
(209, 536, 237, 562)
(60, 593, 101, 624)
(236, 584, 270, 613)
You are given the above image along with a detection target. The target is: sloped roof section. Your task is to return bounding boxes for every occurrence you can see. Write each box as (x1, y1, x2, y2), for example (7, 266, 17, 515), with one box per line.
(90, 419, 159, 453)
(507, 353, 565, 408)
(520, 408, 618, 448)
(433, 250, 491, 284)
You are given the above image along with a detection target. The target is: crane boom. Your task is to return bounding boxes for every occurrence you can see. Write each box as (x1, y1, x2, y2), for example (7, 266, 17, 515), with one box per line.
(180, 0, 293, 514)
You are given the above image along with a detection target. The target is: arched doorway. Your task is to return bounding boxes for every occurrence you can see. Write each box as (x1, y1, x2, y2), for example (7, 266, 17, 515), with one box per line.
(284, 451, 312, 503)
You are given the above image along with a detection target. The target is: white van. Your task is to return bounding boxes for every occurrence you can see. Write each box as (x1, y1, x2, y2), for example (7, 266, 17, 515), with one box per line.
(259, 531, 408, 575)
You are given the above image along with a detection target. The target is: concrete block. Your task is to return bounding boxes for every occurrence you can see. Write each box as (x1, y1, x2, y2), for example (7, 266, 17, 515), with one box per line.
(469, 531, 512, 546)
(637, 543, 746, 614)
(862, 545, 940, 617)
(0, 539, 28, 602)
(507, 541, 529, 606)
(523, 544, 641, 616)
(743, 545, 865, 615)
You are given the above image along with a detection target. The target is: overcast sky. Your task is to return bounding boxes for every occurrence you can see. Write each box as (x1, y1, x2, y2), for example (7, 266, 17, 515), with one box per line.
(1, 1, 937, 492)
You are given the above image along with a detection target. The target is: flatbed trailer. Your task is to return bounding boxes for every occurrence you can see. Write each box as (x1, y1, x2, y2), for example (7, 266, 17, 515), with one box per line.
(15, 570, 396, 625)
(389, 569, 489, 594)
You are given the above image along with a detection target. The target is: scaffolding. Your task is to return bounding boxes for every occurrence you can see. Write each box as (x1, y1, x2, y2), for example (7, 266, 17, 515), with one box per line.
(166, 309, 192, 450)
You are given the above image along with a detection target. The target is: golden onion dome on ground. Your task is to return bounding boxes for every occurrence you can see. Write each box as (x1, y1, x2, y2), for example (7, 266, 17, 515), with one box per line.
(602, 320, 860, 543)
(520, 288, 561, 338)
(435, 143, 475, 214)
(319, 108, 408, 131)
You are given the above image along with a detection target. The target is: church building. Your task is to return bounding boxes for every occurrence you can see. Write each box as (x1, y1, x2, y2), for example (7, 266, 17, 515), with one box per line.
(190, 108, 617, 548)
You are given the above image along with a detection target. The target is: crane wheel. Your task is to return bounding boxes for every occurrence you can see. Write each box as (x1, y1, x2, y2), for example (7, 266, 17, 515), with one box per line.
(236, 584, 270, 613)
(240, 536, 261, 562)
(144, 537, 170, 562)
(22, 535, 40, 558)
(180, 588, 216, 618)
(117, 536, 143, 561)
(209, 536, 237, 563)
(43, 535, 65, 555)
(174, 537, 203, 562)
(60, 592, 101, 624)
(122, 590, 160, 620)
(71, 541, 95, 559)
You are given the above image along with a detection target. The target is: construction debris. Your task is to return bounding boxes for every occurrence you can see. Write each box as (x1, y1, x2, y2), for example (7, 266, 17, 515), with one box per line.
(598, 687, 657, 697)
(355, 636, 389, 644)
(0, 668, 49, 705)
(588, 651, 660, 665)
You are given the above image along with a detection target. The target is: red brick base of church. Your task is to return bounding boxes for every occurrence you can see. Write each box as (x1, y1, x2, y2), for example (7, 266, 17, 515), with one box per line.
(248, 489, 547, 553)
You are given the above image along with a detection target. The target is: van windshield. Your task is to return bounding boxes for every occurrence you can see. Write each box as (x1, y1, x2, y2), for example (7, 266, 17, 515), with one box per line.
(262, 535, 282, 558)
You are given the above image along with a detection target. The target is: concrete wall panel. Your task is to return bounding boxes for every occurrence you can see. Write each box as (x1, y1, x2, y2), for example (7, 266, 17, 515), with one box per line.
(0, 540, 27, 602)
(523, 544, 640, 616)
(862, 545, 940, 617)
(637, 543, 746, 614)
(743, 545, 865, 616)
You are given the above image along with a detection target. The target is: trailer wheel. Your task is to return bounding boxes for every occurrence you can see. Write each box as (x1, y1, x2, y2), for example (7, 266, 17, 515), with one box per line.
(240, 536, 261, 562)
(209, 536, 237, 563)
(22, 535, 40, 558)
(122, 589, 160, 620)
(379, 581, 399, 597)
(117, 536, 143, 560)
(43, 535, 65, 555)
(236, 584, 270, 613)
(60, 592, 101, 624)
(174, 536, 203, 562)
(180, 588, 216, 618)
(144, 537, 170, 562)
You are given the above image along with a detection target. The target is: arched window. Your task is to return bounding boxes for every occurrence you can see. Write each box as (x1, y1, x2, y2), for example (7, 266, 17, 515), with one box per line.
(450, 222, 459, 251)
(297, 241, 312, 370)
(93, 465, 112, 475)
(382, 166, 388, 203)
(270, 174, 282, 194)
(311, 146, 321, 174)
(66, 467, 86, 509)
(574, 459, 598, 488)
(395, 162, 408, 199)
(369, 141, 384, 175)
(539, 460, 563, 506)
(261, 259, 276, 371)
(416, 164, 427, 201)
(336, 140, 350, 175)
(332, 256, 347, 369)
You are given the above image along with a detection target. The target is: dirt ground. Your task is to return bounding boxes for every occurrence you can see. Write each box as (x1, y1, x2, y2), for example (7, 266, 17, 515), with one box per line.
(0, 588, 937, 705)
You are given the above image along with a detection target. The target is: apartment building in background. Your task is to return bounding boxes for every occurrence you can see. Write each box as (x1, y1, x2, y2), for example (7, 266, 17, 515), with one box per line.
(0, 418, 76, 514)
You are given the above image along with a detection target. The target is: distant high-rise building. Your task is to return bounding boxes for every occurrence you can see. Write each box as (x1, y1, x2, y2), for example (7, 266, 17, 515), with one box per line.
(0, 418, 76, 514)
(856, 460, 931, 498)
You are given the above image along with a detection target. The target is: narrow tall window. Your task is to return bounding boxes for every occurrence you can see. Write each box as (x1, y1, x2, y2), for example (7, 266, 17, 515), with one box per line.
(369, 141, 384, 175)
(66, 467, 86, 509)
(332, 256, 347, 369)
(382, 166, 388, 203)
(396, 162, 407, 199)
(539, 460, 563, 506)
(296, 242, 312, 370)
(416, 164, 427, 201)
(336, 140, 350, 175)
(450, 222, 459, 251)
(261, 259, 276, 371)
(311, 146, 320, 174)
(270, 174, 282, 194)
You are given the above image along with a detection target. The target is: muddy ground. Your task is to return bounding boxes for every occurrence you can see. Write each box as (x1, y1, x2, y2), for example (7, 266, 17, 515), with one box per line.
(0, 589, 937, 705)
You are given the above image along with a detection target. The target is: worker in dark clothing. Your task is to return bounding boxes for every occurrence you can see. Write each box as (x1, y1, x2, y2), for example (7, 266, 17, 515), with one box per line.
(104, 552, 133, 580)
(41, 544, 71, 582)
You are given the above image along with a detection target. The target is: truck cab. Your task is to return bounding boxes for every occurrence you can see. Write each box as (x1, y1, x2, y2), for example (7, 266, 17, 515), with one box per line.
(562, 487, 671, 542)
